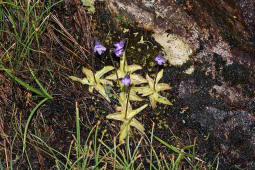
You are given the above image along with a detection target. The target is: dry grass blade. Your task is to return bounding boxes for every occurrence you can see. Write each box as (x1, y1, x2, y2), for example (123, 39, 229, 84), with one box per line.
(73, 0, 93, 49)
(46, 24, 67, 51)
(39, 48, 73, 72)
(0, 108, 9, 169)
(51, 14, 88, 58)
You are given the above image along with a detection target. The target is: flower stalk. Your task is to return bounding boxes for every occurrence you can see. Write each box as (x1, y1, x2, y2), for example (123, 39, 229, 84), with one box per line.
(121, 74, 131, 119)
(93, 40, 107, 83)
(154, 54, 166, 89)
(109, 50, 120, 85)
(124, 85, 130, 119)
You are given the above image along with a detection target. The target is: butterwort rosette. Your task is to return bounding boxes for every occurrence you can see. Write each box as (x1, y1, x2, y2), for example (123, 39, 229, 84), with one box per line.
(113, 40, 125, 57)
(94, 41, 106, 55)
(154, 55, 166, 65)
(121, 75, 131, 86)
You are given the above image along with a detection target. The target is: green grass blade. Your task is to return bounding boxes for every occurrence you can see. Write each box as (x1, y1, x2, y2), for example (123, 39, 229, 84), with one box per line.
(82, 124, 97, 169)
(10, 132, 18, 170)
(28, 65, 53, 99)
(129, 137, 143, 167)
(98, 139, 126, 168)
(151, 133, 194, 158)
(150, 123, 155, 170)
(114, 137, 117, 170)
(75, 102, 81, 169)
(30, 134, 70, 168)
(94, 122, 100, 170)
(1, 65, 45, 97)
(22, 98, 49, 153)
(24, 150, 32, 169)
(151, 146, 162, 169)
(94, 130, 105, 169)
(174, 152, 184, 170)
(64, 140, 74, 170)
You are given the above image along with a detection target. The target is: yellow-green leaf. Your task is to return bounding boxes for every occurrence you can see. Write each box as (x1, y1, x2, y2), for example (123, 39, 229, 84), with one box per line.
(89, 86, 94, 93)
(150, 95, 157, 109)
(105, 70, 124, 80)
(127, 104, 148, 119)
(95, 66, 114, 79)
(69, 76, 89, 85)
(156, 83, 171, 92)
(131, 74, 147, 85)
(129, 92, 144, 101)
(96, 84, 111, 102)
(105, 73, 116, 80)
(100, 79, 113, 86)
(82, 67, 94, 80)
(156, 69, 163, 85)
(106, 112, 123, 121)
(119, 122, 129, 142)
(128, 64, 142, 73)
(130, 118, 145, 133)
(136, 86, 153, 96)
(157, 95, 172, 106)
(115, 106, 122, 112)
(146, 74, 154, 89)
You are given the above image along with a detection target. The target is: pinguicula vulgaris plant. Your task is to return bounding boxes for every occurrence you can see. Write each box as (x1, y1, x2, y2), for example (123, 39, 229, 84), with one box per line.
(133, 55, 172, 109)
(133, 69, 172, 109)
(70, 39, 172, 142)
(70, 41, 114, 102)
(106, 40, 147, 101)
(107, 75, 148, 142)
(106, 41, 147, 86)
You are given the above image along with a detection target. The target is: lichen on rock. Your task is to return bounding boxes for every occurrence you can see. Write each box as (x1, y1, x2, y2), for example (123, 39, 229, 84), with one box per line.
(152, 32, 193, 66)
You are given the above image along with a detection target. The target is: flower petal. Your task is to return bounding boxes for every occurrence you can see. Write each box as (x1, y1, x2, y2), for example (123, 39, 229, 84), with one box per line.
(155, 55, 166, 65)
(121, 75, 131, 86)
(94, 41, 106, 55)
(113, 48, 124, 57)
(114, 40, 125, 49)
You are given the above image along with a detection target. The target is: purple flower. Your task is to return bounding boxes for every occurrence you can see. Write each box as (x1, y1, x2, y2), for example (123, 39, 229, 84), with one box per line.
(121, 75, 131, 86)
(154, 55, 166, 65)
(113, 40, 125, 57)
(113, 48, 124, 57)
(114, 40, 125, 49)
(94, 41, 106, 55)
